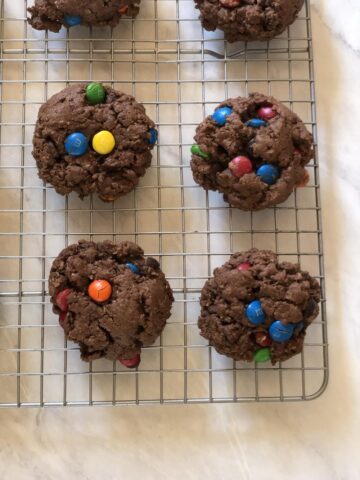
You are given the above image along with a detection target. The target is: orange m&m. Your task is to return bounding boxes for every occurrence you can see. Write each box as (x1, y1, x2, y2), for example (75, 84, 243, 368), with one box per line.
(295, 170, 310, 188)
(88, 279, 112, 303)
(118, 5, 128, 15)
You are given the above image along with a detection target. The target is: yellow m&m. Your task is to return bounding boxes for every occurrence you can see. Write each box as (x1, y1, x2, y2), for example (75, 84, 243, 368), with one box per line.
(92, 130, 115, 155)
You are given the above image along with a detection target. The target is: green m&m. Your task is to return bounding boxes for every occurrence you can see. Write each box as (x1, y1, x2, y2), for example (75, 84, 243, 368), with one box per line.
(85, 82, 106, 105)
(191, 144, 209, 159)
(253, 347, 271, 363)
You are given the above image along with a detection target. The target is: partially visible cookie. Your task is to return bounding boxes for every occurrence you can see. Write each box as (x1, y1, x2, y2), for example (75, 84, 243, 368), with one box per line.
(28, 0, 140, 32)
(195, 0, 304, 42)
(49, 240, 174, 365)
(33, 84, 157, 202)
(191, 92, 313, 210)
(198, 249, 320, 364)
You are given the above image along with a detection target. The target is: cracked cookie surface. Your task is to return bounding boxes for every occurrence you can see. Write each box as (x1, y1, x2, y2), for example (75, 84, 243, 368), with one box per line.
(198, 249, 320, 364)
(191, 92, 313, 210)
(28, 0, 140, 32)
(49, 240, 174, 362)
(195, 0, 304, 42)
(33, 84, 156, 202)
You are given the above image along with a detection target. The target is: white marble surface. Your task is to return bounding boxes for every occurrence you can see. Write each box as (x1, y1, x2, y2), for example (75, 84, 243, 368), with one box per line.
(0, 1, 360, 478)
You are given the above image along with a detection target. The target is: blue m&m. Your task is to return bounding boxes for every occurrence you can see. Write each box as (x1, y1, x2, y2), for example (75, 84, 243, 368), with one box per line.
(65, 132, 88, 156)
(126, 262, 141, 275)
(256, 164, 280, 185)
(212, 106, 233, 126)
(269, 321, 294, 342)
(246, 300, 265, 325)
(64, 15, 82, 27)
(246, 118, 267, 128)
(148, 128, 158, 145)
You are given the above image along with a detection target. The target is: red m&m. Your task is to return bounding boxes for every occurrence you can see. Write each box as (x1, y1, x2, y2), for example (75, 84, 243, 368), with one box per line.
(255, 331, 272, 347)
(228, 156, 253, 178)
(237, 262, 251, 271)
(118, 354, 141, 369)
(56, 289, 72, 312)
(258, 105, 277, 121)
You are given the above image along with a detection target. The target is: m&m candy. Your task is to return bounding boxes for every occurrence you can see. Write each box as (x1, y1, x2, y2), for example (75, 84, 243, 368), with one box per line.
(191, 144, 209, 159)
(148, 128, 158, 145)
(246, 300, 265, 325)
(88, 279, 112, 303)
(220, 0, 241, 7)
(85, 82, 106, 105)
(65, 132, 88, 156)
(126, 262, 141, 275)
(256, 164, 280, 185)
(118, 354, 141, 369)
(237, 262, 251, 271)
(257, 105, 277, 121)
(295, 170, 310, 188)
(269, 320, 294, 342)
(92, 130, 115, 155)
(255, 331, 272, 347)
(246, 118, 267, 128)
(56, 289, 72, 312)
(118, 5, 129, 15)
(212, 106, 233, 126)
(64, 15, 82, 27)
(228, 156, 253, 178)
(254, 347, 271, 363)
(100, 194, 116, 202)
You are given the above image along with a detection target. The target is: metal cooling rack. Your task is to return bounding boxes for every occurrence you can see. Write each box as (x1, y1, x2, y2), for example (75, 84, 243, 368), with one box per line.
(0, 0, 328, 407)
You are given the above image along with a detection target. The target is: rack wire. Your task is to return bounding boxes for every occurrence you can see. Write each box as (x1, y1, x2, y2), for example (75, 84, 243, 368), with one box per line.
(0, 0, 328, 407)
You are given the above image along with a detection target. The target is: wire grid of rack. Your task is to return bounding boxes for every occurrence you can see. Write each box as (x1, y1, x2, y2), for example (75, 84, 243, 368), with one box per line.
(0, 0, 328, 407)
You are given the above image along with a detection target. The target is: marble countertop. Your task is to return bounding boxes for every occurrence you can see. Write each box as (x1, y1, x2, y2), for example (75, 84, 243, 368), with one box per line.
(0, 1, 359, 478)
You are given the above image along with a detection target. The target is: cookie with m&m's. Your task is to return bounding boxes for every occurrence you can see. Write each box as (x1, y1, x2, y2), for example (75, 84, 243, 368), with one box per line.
(195, 0, 304, 43)
(198, 249, 320, 364)
(33, 84, 157, 202)
(28, 0, 140, 32)
(191, 92, 313, 210)
(49, 240, 174, 365)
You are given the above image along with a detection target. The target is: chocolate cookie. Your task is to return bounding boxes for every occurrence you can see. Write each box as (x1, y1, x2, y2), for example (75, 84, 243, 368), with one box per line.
(33, 84, 157, 202)
(198, 249, 320, 364)
(195, 0, 304, 42)
(49, 240, 174, 365)
(191, 93, 313, 210)
(28, 0, 140, 32)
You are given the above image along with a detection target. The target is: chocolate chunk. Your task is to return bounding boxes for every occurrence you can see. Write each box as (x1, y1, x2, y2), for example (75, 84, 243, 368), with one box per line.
(49, 240, 174, 362)
(304, 298, 319, 319)
(195, 0, 305, 43)
(198, 249, 320, 364)
(146, 257, 160, 270)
